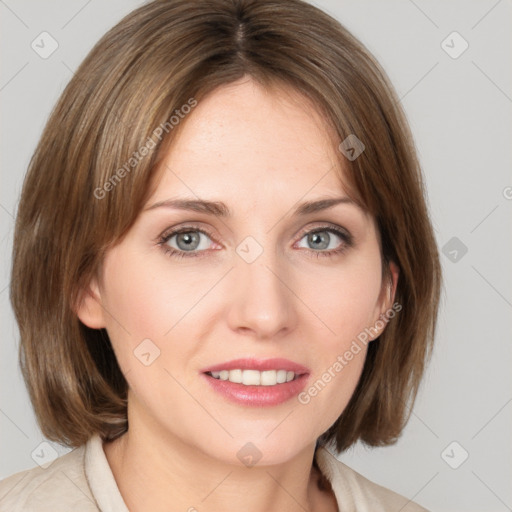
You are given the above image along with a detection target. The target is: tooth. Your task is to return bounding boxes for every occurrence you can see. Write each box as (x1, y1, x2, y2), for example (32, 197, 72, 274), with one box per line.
(260, 370, 277, 386)
(276, 369, 287, 383)
(209, 368, 299, 385)
(229, 369, 243, 383)
(242, 369, 261, 385)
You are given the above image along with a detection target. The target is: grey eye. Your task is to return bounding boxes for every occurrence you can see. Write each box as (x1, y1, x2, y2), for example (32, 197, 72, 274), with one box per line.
(297, 230, 343, 251)
(167, 231, 211, 252)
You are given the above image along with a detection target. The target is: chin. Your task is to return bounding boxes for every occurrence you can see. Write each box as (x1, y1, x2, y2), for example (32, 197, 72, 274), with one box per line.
(200, 429, 316, 468)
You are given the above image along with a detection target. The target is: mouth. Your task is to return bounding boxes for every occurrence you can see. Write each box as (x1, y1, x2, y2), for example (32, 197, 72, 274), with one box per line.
(200, 358, 310, 406)
(205, 368, 302, 386)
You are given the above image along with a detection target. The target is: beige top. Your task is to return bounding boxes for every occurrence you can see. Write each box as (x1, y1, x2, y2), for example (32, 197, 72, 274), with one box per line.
(0, 435, 429, 511)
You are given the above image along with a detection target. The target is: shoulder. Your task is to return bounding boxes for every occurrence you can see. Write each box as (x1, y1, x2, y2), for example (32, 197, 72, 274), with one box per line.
(0, 443, 98, 512)
(315, 446, 430, 512)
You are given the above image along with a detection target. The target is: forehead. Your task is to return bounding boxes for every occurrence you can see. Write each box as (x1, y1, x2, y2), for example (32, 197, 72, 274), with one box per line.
(149, 78, 354, 205)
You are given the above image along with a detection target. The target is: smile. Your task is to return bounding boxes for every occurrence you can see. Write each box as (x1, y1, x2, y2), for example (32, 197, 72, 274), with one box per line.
(206, 369, 299, 386)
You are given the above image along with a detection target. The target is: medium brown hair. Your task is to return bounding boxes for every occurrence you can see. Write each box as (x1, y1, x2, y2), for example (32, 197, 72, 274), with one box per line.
(10, 0, 442, 451)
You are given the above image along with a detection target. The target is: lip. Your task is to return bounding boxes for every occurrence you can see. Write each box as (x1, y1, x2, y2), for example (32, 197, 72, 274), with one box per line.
(201, 373, 309, 407)
(200, 357, 310, 375)
(200, 358, 310, 407)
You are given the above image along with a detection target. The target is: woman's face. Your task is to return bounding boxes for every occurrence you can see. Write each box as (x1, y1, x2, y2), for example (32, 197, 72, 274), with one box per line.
(79, 77, 398, 465)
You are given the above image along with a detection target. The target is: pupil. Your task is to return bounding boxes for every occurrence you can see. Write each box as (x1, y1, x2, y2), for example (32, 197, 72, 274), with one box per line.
(310, 232, 329, 250)
(178, 232, 199, 251)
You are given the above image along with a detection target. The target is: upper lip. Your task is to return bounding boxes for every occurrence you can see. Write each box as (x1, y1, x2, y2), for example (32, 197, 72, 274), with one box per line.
(201, 358, 310, 375)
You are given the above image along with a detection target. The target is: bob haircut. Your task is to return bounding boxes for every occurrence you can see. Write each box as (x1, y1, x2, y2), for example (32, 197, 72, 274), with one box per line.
(10, 0, 442, 452)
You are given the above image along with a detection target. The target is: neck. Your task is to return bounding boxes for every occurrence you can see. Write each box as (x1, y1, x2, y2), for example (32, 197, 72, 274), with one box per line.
(103, 410, 333, 512)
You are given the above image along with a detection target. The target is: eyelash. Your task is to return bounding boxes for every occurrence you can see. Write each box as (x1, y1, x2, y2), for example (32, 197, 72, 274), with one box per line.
(156, 224, 353, 260)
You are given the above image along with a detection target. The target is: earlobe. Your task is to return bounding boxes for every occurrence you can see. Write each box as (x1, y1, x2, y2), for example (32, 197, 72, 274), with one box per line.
(370, 260, 400, 340)
(74, 277, 106, 329)
(384, 260, 400, 310)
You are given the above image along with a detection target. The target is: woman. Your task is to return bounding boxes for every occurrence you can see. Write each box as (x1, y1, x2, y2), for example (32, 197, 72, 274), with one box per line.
(1, 0, 441, 510)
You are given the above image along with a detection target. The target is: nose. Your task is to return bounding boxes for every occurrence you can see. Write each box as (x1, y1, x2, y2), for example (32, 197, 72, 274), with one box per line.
(226, 245, 298, 341)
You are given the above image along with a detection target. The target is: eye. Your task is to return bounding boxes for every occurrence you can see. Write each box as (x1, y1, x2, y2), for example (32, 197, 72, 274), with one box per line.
(295, 225, 353, 258)
(157, 226, 217, 259)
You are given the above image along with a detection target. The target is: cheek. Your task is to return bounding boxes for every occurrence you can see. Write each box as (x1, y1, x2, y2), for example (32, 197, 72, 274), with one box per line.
(98, 249, 214, 376)
(300, 255, 383, 340)
(97, 249, 169, 366)
(293, 255, 381, 415)
(101, 245, 194, 334)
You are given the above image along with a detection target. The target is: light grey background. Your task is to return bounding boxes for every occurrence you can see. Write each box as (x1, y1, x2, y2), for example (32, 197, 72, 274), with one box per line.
(1, 1, 511, 511)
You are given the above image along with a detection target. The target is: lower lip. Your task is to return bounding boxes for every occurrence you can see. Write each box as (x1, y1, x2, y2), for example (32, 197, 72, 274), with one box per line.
(201, 373, 309, 407)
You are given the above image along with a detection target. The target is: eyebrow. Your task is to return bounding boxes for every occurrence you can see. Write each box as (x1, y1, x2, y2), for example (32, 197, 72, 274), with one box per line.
(144, 196, 360, 217)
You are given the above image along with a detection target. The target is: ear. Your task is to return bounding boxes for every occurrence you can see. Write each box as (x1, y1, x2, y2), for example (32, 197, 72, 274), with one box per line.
(369, 260, 400, 340)
(74, 275, 106, 329)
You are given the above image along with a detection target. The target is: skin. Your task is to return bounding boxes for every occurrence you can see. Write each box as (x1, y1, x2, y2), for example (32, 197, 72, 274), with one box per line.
(77, 76, 399, 512)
